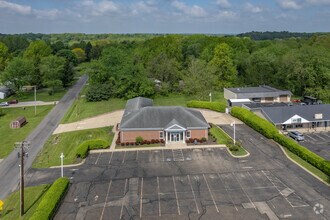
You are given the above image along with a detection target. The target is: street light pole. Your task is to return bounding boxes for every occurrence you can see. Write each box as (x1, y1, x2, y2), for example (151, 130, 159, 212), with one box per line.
(233, 121, 236, 145)
(60, 153, 64, 177)
(34, 86, 36, 116)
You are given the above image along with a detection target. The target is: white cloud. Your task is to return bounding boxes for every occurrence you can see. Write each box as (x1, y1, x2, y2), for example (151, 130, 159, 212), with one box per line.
(131, 1, 157, 15)
(216, 0, 231, 8)
(172, 1, 206, 17)
(0, 0, 31, 15)
(244, 2, 263, 13)
(80, 0, 120, 16)
(217, 10, 236, 19)
(277, 0, 303, 10)
(305, 0, 330, 5)
(33, 9, 60, 20)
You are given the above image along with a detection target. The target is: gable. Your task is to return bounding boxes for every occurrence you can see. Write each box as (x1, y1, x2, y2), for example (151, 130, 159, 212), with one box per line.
(283, 114, 309, 124)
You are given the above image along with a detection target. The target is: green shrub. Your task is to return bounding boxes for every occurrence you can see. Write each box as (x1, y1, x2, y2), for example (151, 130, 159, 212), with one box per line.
(136, 136, 143, 144)
(186, 100, 226, 113)
(231, 106, 278, 139)
(274, 133, 330, 176)
(30, 177, 69, 220)
(76, 139, 109, 159)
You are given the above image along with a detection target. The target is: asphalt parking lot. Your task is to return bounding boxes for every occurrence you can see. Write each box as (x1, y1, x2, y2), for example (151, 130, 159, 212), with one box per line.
(52, 145, 328, 220)
(298, 132, 330, 160)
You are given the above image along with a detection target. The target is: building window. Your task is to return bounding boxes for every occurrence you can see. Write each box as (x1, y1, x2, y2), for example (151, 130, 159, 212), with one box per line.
(186, 131, 191, 138)
(160, 131, 164, 139)
(292, 118, 302, 123)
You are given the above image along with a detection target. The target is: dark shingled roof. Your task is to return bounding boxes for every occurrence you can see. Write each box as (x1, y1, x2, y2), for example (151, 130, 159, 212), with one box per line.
(123, 97, 153, 117)
(260, 104, 330, 124)
(226, 85, 292, 98)
(120, 99, 209, 130)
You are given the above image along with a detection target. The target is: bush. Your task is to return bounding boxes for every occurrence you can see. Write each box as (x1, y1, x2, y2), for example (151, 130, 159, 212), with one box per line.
(76, 139, 109, 159)
(136, 136, 143, 144)
(274, 133, 330, 176)
(30, 177, 69, 220)
(186, 100, 226, 113)
(231, 106, 278, 139)
(201, 137, 207, 142)
(86, 83, 114, 102)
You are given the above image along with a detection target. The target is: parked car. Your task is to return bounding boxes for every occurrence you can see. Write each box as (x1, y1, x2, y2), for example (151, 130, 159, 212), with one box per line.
(8, 99, 18, 104)
(0, 102, 9, 106)
(288, 131, 305, 141)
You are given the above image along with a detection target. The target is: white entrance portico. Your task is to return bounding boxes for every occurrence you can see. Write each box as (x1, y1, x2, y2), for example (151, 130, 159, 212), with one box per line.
(164, 120, 186, 144)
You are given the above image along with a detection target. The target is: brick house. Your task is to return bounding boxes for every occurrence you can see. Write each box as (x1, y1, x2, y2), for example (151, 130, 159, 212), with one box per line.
(119, 97, 209, 143)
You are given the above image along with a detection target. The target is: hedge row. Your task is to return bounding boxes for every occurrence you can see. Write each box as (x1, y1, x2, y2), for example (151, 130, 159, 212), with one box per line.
(30, 177, 69, 220)
(186, 100, 226, 113)
(76, 139, 109, 159)
(231, 106, 330, 177)
(273, 133, 330, 176)
(231, 106, 278, 139)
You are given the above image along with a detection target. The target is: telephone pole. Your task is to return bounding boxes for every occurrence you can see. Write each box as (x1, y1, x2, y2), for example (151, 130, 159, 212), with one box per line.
(15, 141, 29, 216)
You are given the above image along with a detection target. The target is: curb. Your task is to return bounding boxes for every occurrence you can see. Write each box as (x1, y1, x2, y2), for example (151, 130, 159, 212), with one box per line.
(272, 140, 329, 186)
(50, 159, 86, 169)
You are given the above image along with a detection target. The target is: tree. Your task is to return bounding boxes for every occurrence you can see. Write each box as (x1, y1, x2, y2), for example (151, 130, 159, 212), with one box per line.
(39, 55, 66, 93)
(85, 42, 93, 61)
(57, 49, 78, 66)
(72, 48, 86, 63)
(1, 57, 34, 93)
(184, 59, 215, 100)
(209, 43, 237, 89)
(0, 42, 9, 71)
(51, 41, 66, 54)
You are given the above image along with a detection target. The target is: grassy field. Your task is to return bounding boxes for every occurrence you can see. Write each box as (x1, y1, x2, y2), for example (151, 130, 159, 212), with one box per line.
(62, 85, 226, 124)
(0, 106, 53, 158)
(0, 184, 50, 220)
(32, 127, 113, 168)
(283, 148, 330, 184)
(4, 89, 67, 102)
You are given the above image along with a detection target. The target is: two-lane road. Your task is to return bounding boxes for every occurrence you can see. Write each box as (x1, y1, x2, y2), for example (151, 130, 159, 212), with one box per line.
(0, 75, 88, 199)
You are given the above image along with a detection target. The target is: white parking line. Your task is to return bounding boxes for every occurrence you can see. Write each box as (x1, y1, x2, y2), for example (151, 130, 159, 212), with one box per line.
(162, 149, 164, 162)
(172, 176, 181, 215)
(157, 176, 161, 216)
(140, 177, 143, 219)
(314, 134, 326, 141)
(233, 172, 256, 210)
(322, 132, 330, 138)
(217, 173, 238, 211)
(305, 134, 317, 142)
(120, 179, 128, 219)
(95, 153, 101, 165)
(187, 175, 200, 214)
(108, 152, 113, 164)
(247, 171, 258, 186)
(122, 151, 126, 163)
(100, 180, 112, 220)
(136, 151, 139, 161)
(203, 174, 219, 213)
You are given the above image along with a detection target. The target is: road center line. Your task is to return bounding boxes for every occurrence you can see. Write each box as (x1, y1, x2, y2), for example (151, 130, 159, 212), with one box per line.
(172, 176, 181, 215)
(157, 176, 161, 216)
(100, 180, 112, 220)
(140, 177, 143, 219)
(122, 151, 126, 163)
(95, 153, 101, 165)
(120, 179, 128, 219)
(108, 152, 113, 164)
(187, 175, 200, 214)
(203, 174, 219, 213)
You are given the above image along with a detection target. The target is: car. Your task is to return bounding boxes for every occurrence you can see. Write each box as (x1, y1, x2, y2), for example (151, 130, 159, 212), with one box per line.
(0, 102, 9, 106)
(8, 99, 18, 104)
(288, 131, 305, 141)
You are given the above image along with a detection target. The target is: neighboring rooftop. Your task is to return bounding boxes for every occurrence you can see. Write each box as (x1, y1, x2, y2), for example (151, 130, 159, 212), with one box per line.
(123, 97, 153, 117)
(244, 102, 291, 109)
(225, 85, 292, 99)
(260, 104, 330, 124)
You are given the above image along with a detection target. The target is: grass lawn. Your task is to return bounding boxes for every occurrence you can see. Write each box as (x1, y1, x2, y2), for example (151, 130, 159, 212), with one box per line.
(4, 88, 67, 102)
(32, 127, 114, 168)
(283, 148, 330, 184)
(0, 184, 50, 220)
(0, 106, 53, 159)
(62, 85, 226, 124)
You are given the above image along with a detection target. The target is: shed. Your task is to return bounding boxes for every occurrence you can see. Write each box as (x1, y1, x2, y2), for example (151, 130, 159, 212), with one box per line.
(10, 116, 27, 129)
(0, 86, 12, 99)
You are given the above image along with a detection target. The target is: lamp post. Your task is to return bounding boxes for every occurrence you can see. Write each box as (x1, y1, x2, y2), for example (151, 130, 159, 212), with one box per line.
(60, 153, 64, 177)
(209, 92, 212, 102)
(231, 121, 236, 145)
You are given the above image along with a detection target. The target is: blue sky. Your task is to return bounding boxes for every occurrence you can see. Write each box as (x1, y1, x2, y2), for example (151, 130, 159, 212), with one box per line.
(0, 0, 329, 34)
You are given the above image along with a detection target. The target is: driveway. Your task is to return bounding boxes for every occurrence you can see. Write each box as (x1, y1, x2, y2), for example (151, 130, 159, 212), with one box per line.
(53, 108, 241, 134)
(0, 75, 88, 200)
(1, 101, 58, 108)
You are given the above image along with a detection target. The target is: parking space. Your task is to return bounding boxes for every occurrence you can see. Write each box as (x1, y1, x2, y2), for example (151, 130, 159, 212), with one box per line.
(299, 132, 330, 160)
(56, 168, 320, 219)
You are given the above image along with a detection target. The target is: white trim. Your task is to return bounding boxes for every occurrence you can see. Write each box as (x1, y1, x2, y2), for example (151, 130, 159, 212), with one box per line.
(186, 131, 191, 138)
(159, 131, 164, 139)
(165, 123, 186, 131)
(283, 114, 309, 125)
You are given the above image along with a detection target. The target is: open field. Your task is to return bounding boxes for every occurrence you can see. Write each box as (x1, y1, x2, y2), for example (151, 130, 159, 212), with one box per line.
(0, 106, 53, 158)
(32, 127, 114, 168)
(0, 184, 50, 220)
(62, 87, 226, 124)
(3, 89, 67, 103)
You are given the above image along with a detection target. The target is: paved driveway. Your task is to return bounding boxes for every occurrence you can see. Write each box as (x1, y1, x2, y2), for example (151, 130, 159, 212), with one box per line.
(25, 124, 329, 220)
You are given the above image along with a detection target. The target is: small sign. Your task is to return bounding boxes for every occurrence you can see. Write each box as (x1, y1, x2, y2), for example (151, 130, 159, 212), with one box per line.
(0, 199, 4, 211)
(314, 114, 323, 119)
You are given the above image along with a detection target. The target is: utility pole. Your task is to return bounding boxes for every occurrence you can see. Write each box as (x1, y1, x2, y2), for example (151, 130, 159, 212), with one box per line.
(60, 153, 64, 177)
(15, 141, 29, 216)
(34, 86, 37, 116)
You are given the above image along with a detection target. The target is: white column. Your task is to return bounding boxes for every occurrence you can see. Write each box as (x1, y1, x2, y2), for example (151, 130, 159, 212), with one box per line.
(182, 131, 185, 143)
(165, 131, 168, 144)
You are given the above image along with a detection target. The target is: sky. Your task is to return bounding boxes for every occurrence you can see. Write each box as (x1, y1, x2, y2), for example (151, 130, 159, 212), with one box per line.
(0, 0, 330, 34)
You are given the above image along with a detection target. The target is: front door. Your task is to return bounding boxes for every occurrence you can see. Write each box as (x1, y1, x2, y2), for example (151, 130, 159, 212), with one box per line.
(170, 133, 180, 142)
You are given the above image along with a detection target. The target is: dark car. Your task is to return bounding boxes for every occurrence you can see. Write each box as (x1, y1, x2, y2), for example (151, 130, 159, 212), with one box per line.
(288, 131, 305, 141)
(0, 102, 9, 106)
(8, 99, 18, 104)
